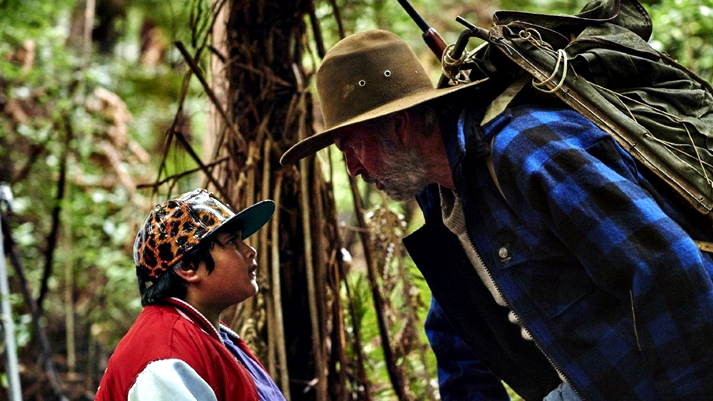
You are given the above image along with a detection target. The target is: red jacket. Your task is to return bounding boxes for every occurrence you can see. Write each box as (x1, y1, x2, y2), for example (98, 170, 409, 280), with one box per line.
(95, 298, 262, 401)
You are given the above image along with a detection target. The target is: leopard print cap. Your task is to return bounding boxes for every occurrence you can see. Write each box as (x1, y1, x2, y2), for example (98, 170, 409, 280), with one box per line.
(134, 189, 270, 286)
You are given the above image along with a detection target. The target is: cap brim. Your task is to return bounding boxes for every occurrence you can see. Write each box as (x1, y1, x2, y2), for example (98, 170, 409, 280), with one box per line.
(216, 200, 275, 240)
(280, 79, 483, 165)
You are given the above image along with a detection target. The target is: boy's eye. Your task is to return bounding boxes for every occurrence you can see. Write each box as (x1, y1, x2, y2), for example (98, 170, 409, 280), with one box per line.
(222, 237, 240, 250)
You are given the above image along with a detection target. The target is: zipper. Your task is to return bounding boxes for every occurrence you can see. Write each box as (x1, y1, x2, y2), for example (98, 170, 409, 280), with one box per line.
(465, 235, 588, 401)
(452, 103, 586, 398)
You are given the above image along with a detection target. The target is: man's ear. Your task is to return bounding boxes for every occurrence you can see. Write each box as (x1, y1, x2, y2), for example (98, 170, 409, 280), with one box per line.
(174, 265, 201, 284)
(393, 110, 411, 145)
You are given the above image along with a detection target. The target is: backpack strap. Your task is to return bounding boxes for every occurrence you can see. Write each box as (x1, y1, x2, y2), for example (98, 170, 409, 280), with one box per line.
(482, 74, 530, 201)
(480, 76, 713, 254)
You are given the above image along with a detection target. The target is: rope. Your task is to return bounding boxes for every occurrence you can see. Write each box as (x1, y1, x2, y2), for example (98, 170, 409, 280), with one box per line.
(441, 43, 471, 84)
(683, 123, 712, 186)
(512, 28, 568, 94)
(532, 48, 569, 93)
(508, 26, 713, 207)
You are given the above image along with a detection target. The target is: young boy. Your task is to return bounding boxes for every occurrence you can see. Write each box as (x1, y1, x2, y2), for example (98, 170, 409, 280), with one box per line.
(95, 189, 286, 401)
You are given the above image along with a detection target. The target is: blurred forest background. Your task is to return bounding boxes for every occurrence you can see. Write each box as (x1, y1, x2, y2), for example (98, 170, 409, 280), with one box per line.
(0, 0, 712, 400)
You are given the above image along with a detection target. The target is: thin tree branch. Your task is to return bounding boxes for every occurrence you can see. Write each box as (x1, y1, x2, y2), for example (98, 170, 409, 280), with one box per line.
(270, 169, 291, 399)
(348, 176, 408, 401)
(309, 7, 326, 58)
(37, 115, 72, 311)
(154, 70, 190, 194)
(2, 216, 67, 400)
(171, 128, 232, 203)
(136, 156, 229, 190)
(175, 40, 247, 152)
(13, 143, 46, 184)
(328, 0, 346, 40)
(310, 157, 330, 398)
(300, 146, 328, 401)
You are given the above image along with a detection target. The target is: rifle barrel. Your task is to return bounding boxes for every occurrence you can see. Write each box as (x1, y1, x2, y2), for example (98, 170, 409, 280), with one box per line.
(397, 0, 430, 32)
(397, 0, 447, 59)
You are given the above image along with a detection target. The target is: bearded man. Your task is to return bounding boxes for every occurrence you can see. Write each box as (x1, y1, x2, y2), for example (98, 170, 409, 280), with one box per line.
(281, 25, 713, 401)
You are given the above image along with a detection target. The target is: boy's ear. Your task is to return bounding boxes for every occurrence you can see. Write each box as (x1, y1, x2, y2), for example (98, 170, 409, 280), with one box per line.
(174, 265, 201, 284)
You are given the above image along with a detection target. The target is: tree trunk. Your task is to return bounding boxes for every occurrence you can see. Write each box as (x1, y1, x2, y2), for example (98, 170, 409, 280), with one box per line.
(210, 1, 429, 399)
(220, 1, 332, 400)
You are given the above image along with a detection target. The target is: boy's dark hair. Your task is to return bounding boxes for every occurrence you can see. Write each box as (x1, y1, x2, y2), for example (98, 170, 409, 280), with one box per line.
(138, 235, 219, 306)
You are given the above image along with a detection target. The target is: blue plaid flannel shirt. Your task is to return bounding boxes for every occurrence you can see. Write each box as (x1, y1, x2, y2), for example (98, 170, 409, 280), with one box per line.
(420, 104, 713, 400)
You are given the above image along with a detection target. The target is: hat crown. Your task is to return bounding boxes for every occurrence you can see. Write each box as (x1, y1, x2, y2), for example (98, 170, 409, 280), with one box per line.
(280, 29, 478, 166)
(133, 189, 236, 282)
(316, 30, 434, 130)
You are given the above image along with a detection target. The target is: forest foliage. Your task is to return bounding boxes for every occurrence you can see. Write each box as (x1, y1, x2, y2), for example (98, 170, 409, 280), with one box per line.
(1, 0, 712, 399)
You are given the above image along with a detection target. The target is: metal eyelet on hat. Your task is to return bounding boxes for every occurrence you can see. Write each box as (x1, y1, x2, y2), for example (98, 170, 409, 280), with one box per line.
(359, 80, 366, 87)
(384, 70, 391, 77)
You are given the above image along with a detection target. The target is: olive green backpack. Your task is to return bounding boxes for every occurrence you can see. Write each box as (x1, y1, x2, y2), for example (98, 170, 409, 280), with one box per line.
(445, 0, 713, 248)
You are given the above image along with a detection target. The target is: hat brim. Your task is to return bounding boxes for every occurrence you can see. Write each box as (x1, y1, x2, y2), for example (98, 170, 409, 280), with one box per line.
(214, 200, 275, 240)
(280, 79, 483, 165)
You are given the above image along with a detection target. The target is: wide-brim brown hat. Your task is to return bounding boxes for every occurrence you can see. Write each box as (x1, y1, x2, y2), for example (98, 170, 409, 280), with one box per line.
(280, 29, 479, 165)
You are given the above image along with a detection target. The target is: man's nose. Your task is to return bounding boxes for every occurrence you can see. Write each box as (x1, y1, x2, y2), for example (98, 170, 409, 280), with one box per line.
(343, 153, 362, 178)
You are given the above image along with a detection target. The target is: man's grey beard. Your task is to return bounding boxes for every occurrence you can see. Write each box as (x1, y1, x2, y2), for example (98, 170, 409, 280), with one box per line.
(370, 136, 431, 201)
